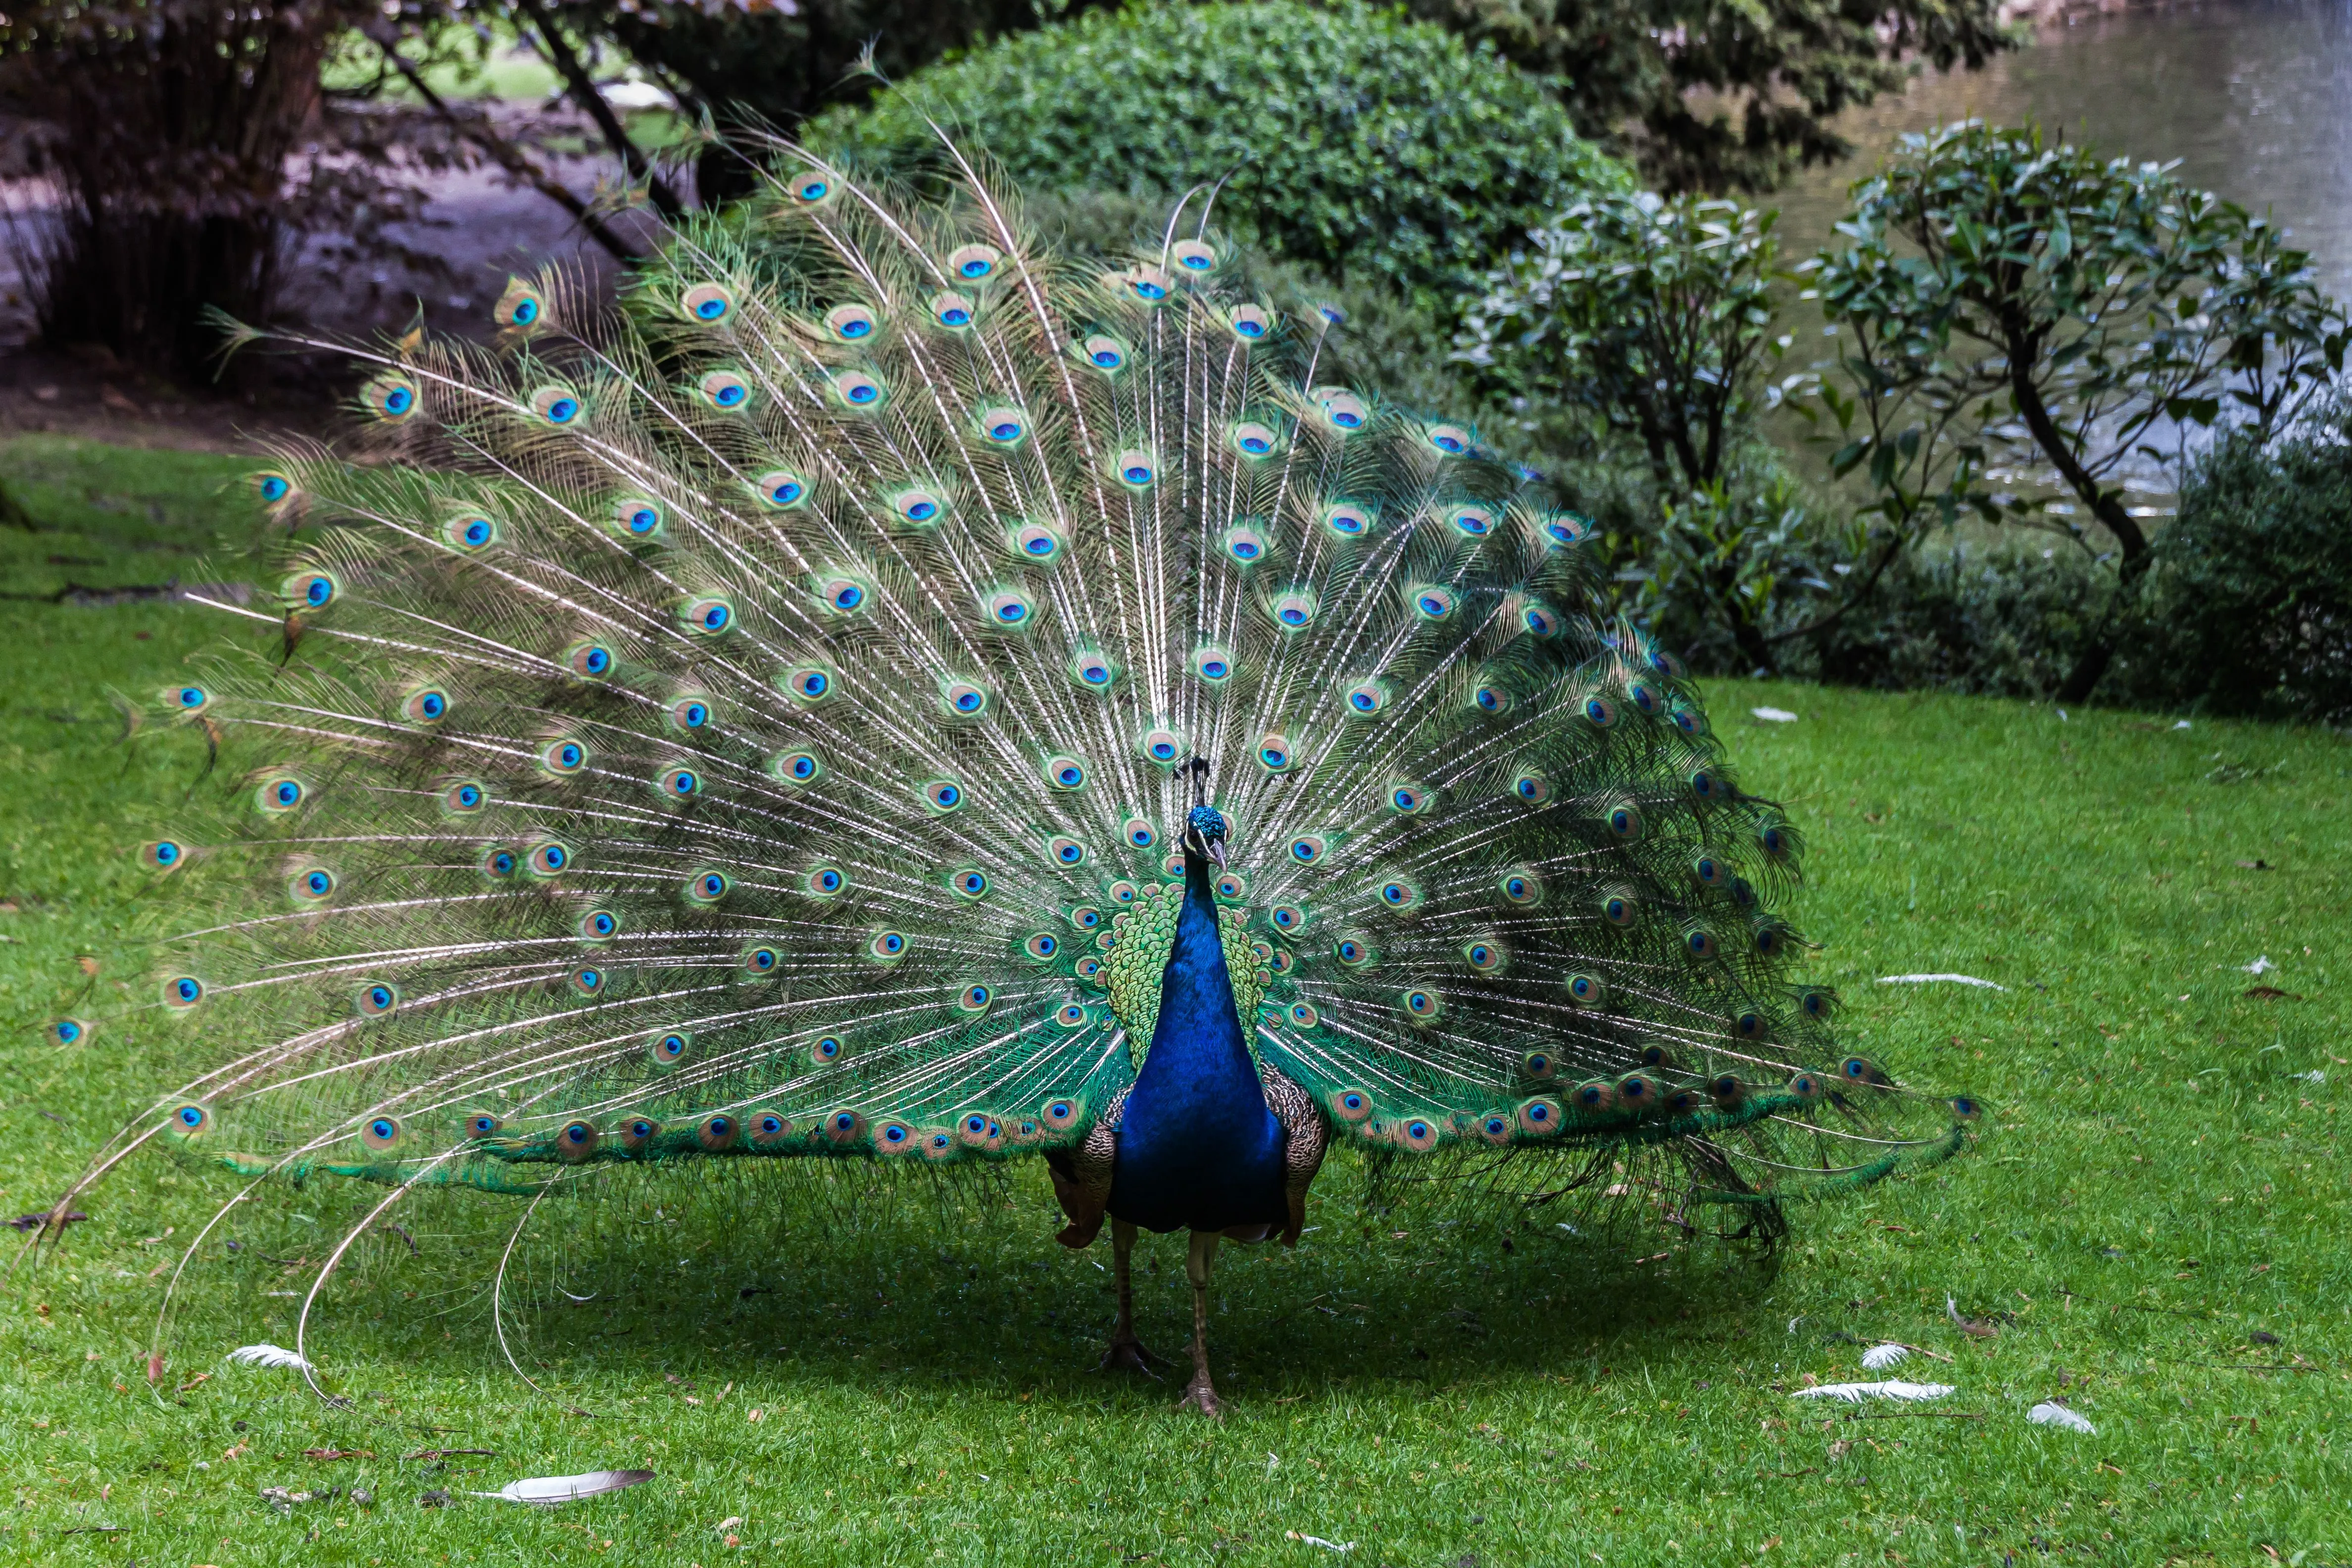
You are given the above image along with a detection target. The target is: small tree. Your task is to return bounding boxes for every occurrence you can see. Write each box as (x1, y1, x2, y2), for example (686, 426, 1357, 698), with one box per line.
(1459, 192, 1823, 671)
(1809, 121, 2346, 700)
(1458, 192, 1786, 493)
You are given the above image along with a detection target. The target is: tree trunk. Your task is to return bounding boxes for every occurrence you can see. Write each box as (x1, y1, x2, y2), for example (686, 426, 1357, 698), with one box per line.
(2008, 335, 2152, 706)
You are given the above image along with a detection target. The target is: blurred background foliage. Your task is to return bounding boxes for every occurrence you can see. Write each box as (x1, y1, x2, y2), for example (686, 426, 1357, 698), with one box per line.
(2, 0, 2347, 722)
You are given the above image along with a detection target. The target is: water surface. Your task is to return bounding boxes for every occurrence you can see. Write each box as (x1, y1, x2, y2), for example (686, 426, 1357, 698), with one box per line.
(1777, 0, 2352, 295)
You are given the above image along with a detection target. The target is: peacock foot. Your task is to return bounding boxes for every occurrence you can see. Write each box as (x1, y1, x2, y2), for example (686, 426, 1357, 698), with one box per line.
(1097, 1336, 1163, 1377)
(1174, 1376, 1223, 1420)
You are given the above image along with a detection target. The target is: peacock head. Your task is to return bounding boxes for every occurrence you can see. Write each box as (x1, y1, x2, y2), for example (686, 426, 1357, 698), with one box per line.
(1183, 804, 1228, 871)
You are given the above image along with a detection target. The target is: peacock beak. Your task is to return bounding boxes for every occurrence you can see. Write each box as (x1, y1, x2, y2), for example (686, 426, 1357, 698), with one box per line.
(1206, 837, 1226, 871)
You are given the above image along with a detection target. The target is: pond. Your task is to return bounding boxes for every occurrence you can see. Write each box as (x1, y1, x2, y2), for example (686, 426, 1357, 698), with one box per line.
(1775, 0, 2352, 297)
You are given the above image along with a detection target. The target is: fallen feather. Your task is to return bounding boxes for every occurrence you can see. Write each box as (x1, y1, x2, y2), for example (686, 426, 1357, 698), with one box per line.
(2173, 720, 2192, 730)
(1877, 974, 2008, 990)
(598, 80, 673, 110)
(467, 1470, 655, 1505)
(2243, 956, 2275, 975)
(1792, 1380, 1954, 1404)
(1750, 706, 1799, 723)
(1860, 1344, 1911, 1371)
(2293, 1070, 2326, 1084)
(226, 1343, 314, 1373)
(1286, 1532, 1357, 1553)
(2027, 1402, 2096, 1434)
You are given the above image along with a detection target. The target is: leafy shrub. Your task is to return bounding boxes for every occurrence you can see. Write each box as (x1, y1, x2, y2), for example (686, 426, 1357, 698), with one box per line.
(813, 1, 1628, 309)
(1795, 543, 2114, 699)
(1458, 192, 1787, 493)
(1809, 120, 2346, 700)
(2125, 398, 2352, 726)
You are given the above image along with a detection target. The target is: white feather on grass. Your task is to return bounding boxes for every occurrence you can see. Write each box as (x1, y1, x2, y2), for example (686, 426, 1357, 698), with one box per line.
(467, 1470, 655, 1505)
(1791, 1380, 1955, 1404)
(226, 1343, 314, 1372)
(2027, 1402, 2097, 1434)
(1876, 974, 2009, 990)
(1860, 1343, 1912, 1370)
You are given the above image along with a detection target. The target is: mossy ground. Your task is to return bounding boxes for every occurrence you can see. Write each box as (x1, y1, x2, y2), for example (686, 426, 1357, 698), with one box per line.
(0, 435, 2345, 1566)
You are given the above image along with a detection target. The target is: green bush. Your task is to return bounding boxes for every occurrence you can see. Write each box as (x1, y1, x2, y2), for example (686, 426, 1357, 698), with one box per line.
(812, 1, 1628, 309)
(1795, 543, 2114, 699)
(2126, 398, 2352, 726)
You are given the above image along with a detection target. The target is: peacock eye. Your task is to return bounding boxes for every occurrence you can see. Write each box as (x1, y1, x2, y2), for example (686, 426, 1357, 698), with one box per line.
(949, 244, 1002, 281)
(1231, 421, 1278, 457)
(826, 303, 877, 340)
(1320, 392, 1367, 430)
(532, 386, 582, 425)
(683, 282, 734, 322)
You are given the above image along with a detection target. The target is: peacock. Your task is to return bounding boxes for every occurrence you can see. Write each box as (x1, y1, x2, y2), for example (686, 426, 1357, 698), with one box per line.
(36, 138, 1975, 1418)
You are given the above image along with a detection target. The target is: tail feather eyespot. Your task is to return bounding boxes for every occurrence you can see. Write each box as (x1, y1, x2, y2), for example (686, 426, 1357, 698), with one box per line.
(529, 385, 584, 426)
(681, 282, 735, 323)
(1568, 1079, 1617, 1116)
(361, 374, 419, 422)
(493, 280, 545, 330)
(824, 302, 877, 341)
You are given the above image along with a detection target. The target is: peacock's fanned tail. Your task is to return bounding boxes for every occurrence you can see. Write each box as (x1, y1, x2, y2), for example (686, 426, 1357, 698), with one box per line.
(57, 141, 1974, 1245)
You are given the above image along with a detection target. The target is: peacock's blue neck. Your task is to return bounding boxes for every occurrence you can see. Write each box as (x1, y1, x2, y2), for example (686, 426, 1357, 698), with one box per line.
(1108, 842, 1285, 1232)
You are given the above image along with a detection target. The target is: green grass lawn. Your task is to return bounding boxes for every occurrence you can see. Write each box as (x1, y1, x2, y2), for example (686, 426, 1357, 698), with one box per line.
(0, 436, 2346, 1566)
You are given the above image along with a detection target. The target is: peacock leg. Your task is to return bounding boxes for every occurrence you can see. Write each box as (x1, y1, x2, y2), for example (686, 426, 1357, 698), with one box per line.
(1174, 1229, 1224, 1418)
(1098, 1218, 1162, 1375)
